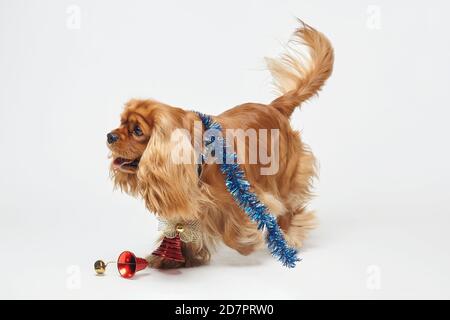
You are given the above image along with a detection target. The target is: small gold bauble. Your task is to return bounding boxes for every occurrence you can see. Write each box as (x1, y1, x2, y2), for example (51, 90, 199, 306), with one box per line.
(175, 223, 185, 233)
(94, 260, 106, 275)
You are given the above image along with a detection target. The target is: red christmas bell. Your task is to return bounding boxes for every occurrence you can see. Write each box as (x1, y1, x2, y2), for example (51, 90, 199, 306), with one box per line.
(152, 234, 185, 262)
(117, 251, 148, 278)
(94, 251, 148, 279)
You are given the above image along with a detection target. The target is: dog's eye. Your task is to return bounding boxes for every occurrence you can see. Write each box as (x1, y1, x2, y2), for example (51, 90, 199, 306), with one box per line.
(133, 125, 143, 136)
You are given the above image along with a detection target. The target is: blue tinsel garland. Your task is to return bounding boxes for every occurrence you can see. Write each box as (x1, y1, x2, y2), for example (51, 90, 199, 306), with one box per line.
(196, 112, 300, 268)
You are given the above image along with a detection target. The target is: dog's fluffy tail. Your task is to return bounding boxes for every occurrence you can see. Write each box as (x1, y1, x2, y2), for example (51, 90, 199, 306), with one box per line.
(266, 21, 334, 117)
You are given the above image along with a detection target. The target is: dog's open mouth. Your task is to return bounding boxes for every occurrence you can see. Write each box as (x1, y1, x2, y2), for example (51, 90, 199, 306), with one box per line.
(113, 157, 140, 172)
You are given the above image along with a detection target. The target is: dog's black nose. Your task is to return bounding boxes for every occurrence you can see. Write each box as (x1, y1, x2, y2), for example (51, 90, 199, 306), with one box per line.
(107, 132, 119, 144)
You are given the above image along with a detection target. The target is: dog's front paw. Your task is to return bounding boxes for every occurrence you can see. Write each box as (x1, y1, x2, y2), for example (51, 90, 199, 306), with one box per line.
(146, 254, 186, 269)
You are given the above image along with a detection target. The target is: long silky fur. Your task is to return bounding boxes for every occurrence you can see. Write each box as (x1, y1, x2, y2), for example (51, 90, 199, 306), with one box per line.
(108, 22, 333, 268)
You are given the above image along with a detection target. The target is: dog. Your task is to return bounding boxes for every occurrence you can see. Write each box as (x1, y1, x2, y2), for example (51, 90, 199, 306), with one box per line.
(107, 22, 333, 268)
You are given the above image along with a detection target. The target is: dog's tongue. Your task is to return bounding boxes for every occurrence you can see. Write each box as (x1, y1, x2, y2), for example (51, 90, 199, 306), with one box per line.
(113, 158, 133, 166)
(113, 158, 140, 169)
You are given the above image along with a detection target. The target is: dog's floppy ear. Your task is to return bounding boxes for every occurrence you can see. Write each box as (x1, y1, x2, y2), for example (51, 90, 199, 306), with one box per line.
(137, 111, 203, 218)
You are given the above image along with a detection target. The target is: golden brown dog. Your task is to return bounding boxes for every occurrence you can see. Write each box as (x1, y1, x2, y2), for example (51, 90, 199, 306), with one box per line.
(107, 22, 333, 268)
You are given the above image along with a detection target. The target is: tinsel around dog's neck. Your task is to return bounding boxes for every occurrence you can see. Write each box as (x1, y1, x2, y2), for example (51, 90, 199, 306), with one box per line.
(196, 112, 300, 268)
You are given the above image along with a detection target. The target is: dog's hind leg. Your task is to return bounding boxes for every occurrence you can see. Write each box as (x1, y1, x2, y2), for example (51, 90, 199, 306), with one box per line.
(222, 211, 264, 256)
(278, 207, 316, 248)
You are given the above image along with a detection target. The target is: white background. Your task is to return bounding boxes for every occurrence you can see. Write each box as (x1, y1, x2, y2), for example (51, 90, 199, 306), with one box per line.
(1, 0, 449, 299)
